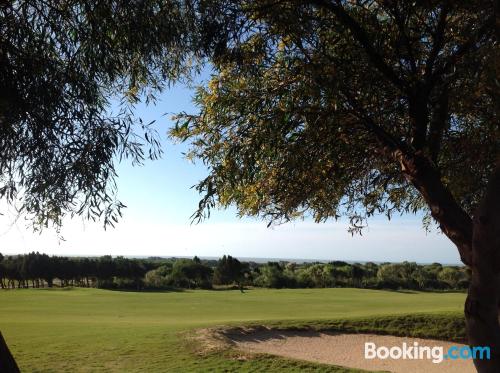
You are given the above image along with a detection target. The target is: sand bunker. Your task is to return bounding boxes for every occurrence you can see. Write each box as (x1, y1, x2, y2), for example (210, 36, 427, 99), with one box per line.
(229, 330, 475, 373)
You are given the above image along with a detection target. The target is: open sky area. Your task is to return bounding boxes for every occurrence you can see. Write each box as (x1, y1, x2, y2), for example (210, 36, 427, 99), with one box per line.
(0, 70, 461, 264)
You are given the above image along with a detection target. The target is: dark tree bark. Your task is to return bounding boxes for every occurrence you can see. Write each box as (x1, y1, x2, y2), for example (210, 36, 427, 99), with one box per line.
(465, 163, 500, 372)
(464, 2, 500, 369)
(397, 150, 473, 265)
(316, 21, 498, 373)
(0, 332, 20, 373)
(397, 149, 500, 372)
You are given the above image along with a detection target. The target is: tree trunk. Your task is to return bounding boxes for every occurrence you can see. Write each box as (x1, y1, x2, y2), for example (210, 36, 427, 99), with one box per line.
(465, 162, 500, 372)
(397, 150, 473, 265)
(0, 332, 20, 373)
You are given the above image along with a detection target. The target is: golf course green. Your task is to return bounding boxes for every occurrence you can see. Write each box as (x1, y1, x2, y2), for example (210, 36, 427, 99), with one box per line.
(0, 287, 465, 372)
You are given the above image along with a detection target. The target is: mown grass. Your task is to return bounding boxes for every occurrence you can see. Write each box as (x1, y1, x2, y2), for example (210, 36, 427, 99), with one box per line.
(0, 287, 465, 372)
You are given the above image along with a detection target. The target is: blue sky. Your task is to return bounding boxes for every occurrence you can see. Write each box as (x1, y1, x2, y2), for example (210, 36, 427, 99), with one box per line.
(0, 74, 462, 264)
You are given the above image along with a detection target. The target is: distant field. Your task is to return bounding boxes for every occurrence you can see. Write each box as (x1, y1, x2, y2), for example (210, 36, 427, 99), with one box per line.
(0, 288, 465, 372)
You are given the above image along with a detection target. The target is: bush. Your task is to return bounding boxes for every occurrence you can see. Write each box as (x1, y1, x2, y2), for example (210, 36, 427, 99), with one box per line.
(144, 265, 172, 289)
(169, 259, 213, 289)
(254, 263, 295, 288)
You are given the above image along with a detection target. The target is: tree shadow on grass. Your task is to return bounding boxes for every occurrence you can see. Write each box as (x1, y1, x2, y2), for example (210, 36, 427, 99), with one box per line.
(101, 286, 253, 293)
(225, 327, 343, 344)
(381, 289, 466, 294)
(210, 286, 250, 292)
(382, 289, 420, 294)
(100, 287, 186, 293)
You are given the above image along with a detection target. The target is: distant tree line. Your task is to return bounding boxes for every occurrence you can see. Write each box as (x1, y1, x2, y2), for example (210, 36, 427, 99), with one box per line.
(249, 260, 470, 290)
(0, 252, 154, 289)
(0, 253, 469, 291)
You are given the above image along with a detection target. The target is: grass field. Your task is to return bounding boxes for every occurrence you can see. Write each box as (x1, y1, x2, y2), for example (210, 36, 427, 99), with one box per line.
(0, 287, 465, 372)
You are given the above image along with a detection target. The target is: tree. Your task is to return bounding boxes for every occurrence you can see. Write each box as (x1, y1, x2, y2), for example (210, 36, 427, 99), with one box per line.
(308, 264, 328, 287)
(377, 262, 424, 289)
(170, 1, 498, 370)
(377, 263, 403, 289)
(254, 262, 293, 288)
(170, 259, 213, 289)
(96, 255, 115, 286)
(0, 1, 205, 230)
(38, 253, 56, 288)
(438, 266, 466, 289)
(2, 1, 497, 370)
(213, 255, 247, 291)
(351, 264, 365, 286)
(0, 332, 20, 373)
(0, 253, 5, 289)
(144, 264, 172, 289)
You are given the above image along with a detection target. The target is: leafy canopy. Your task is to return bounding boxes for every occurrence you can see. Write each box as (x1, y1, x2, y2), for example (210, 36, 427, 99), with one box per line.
(0, 0, 211, 229)
(171, 0, 497, 235)
(1, 0, 496, 239)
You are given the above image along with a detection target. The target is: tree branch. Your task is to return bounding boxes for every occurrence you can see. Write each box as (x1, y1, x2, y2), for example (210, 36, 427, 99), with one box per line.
(429, 15, 494, 87)
(396, 151, 473, 265)
(343, 90, 472, 265)
(385, 2, 418, 75)
(311, 0, 409, 93)
(409, 87, 429, 151)
(341, 89, 408, 154)
(423, 1, 450, 85)
(427, 85, 449, 162)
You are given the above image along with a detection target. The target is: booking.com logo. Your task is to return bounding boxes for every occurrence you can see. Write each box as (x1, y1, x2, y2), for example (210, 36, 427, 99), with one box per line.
(365, 342, 490, 364)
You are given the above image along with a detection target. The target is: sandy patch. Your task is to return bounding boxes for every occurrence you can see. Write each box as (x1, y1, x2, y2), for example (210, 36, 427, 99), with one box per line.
(228, 330, 475, 373)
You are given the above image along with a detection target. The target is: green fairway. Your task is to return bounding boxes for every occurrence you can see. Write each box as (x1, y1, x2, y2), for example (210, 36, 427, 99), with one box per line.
(0, 288, 465, 372)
